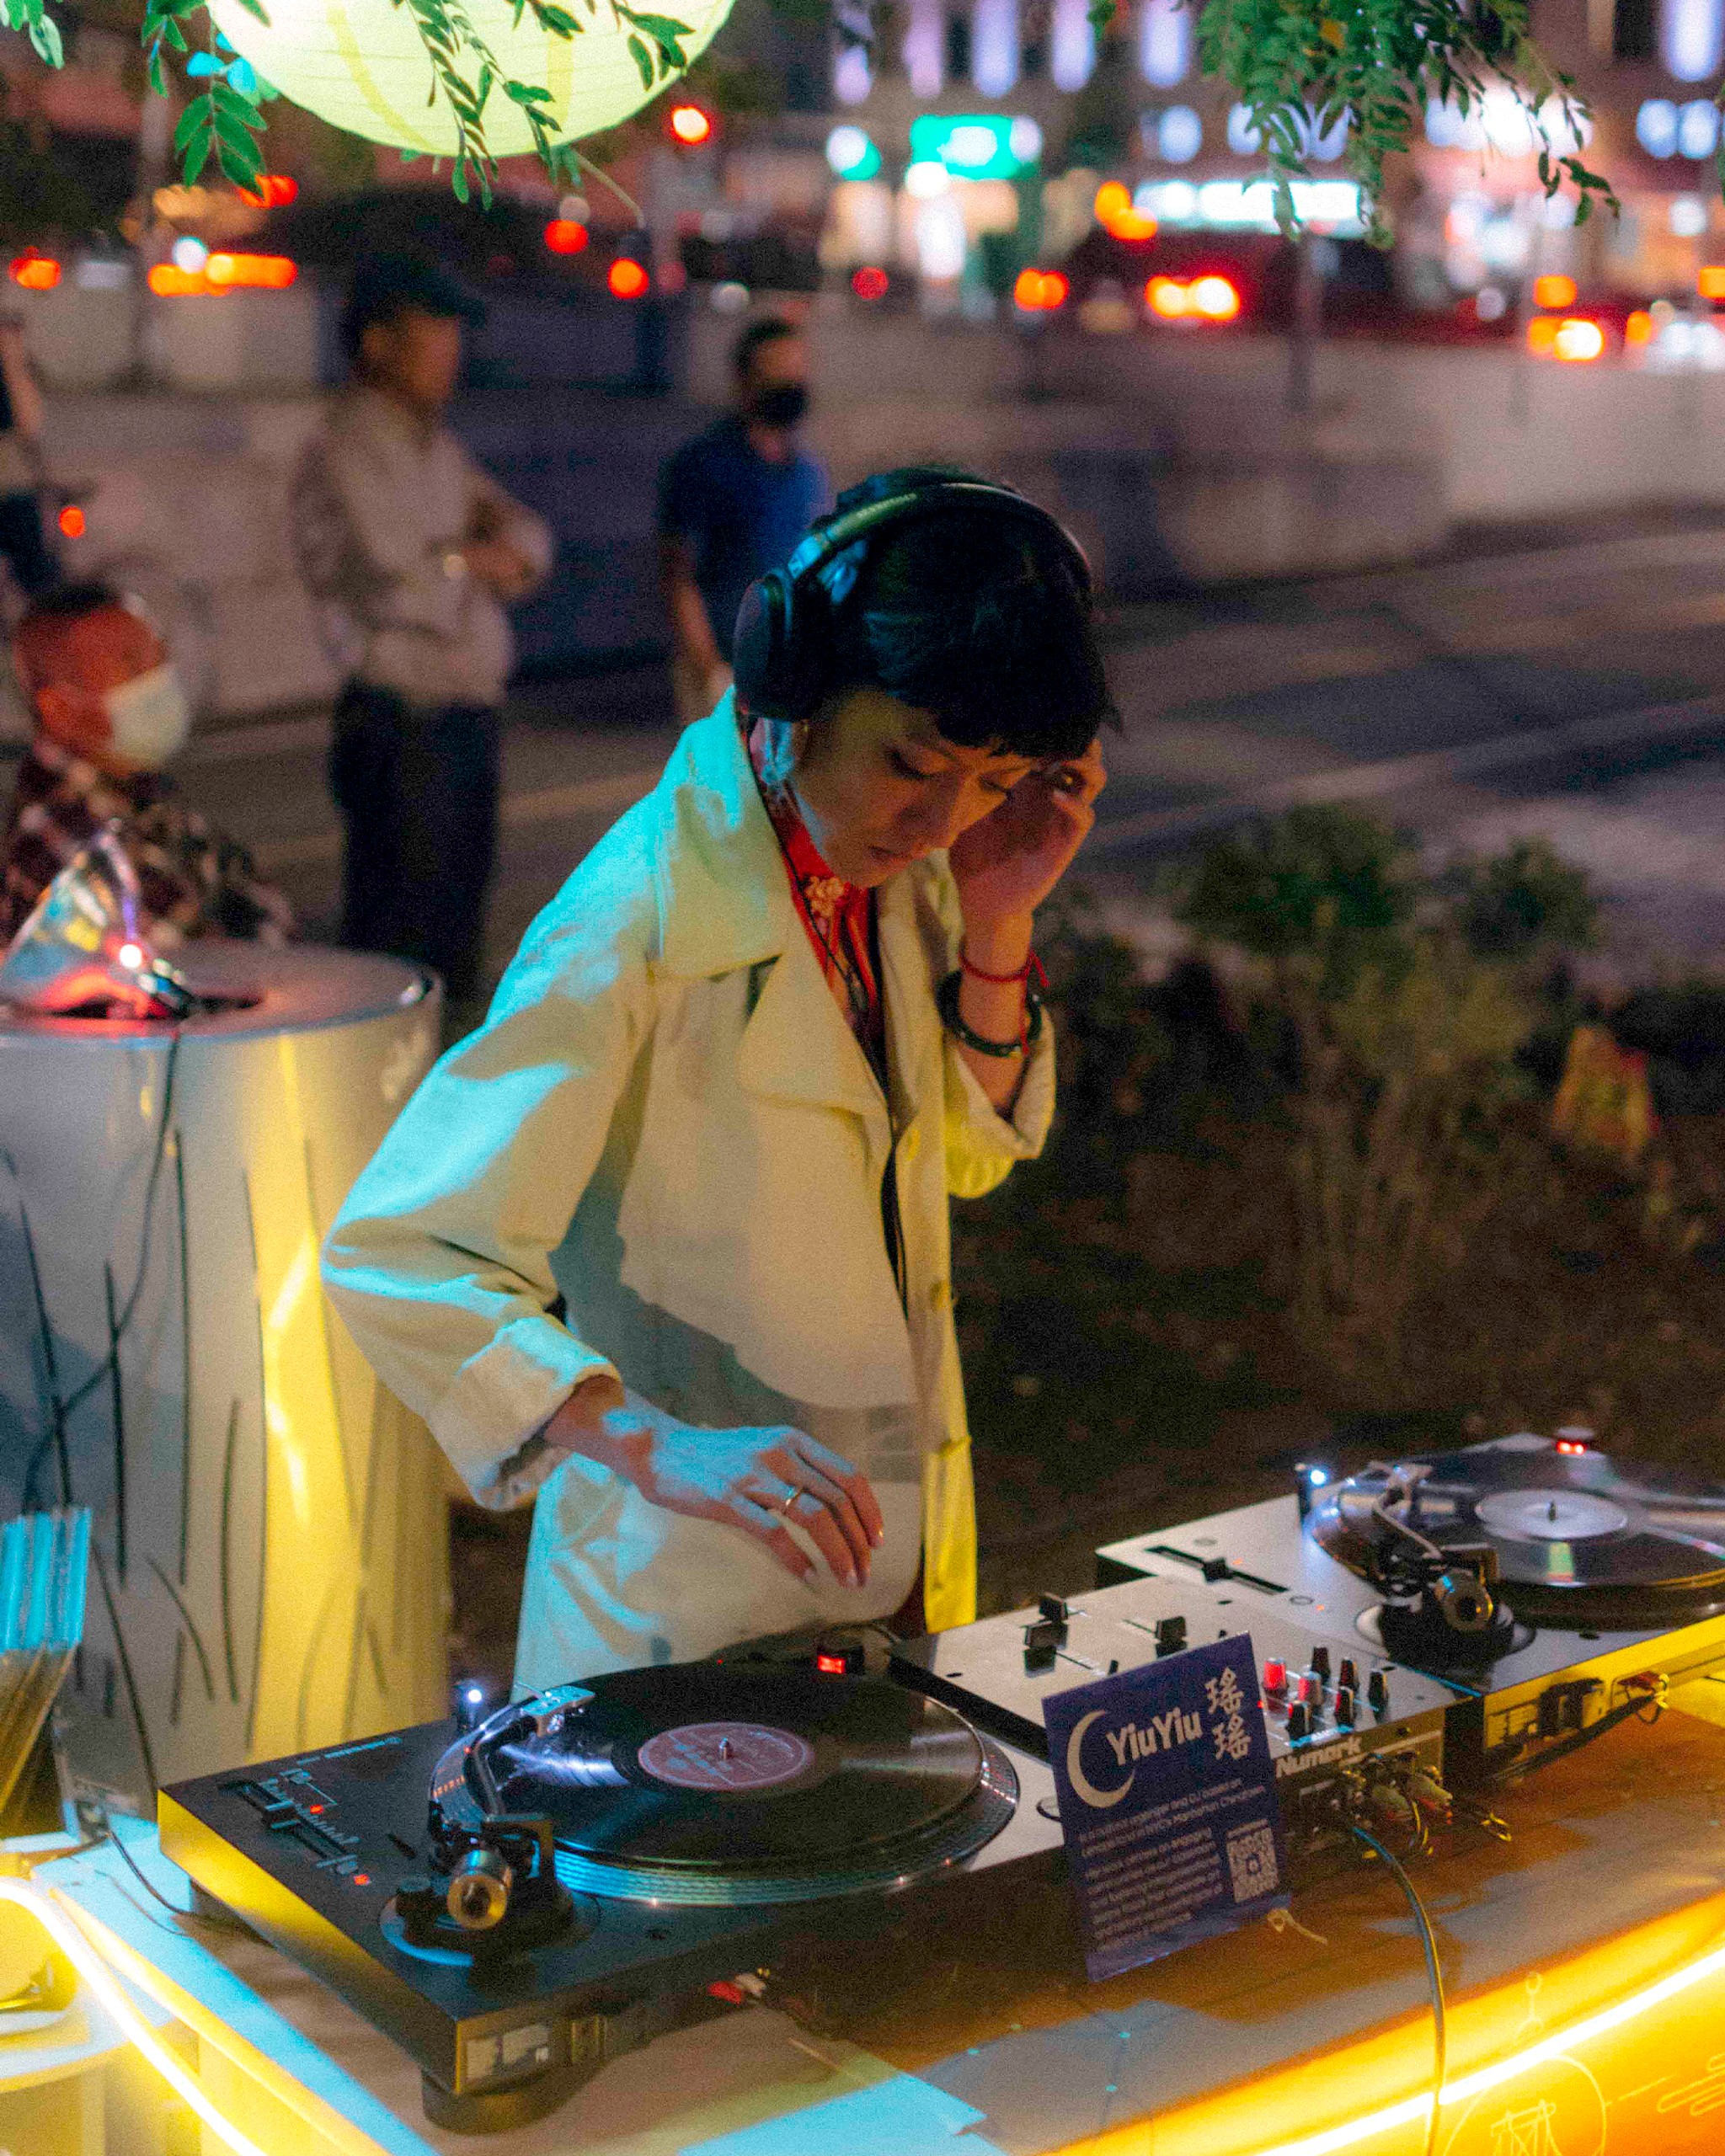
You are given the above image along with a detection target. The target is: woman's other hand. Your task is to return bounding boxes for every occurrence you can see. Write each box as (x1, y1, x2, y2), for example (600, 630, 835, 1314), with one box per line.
(543, 1378, 884, 1589)
(948, 735, 1106, 930)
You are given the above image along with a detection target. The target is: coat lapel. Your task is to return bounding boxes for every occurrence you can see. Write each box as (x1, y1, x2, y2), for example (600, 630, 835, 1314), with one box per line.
(654, 697, 894, 1152)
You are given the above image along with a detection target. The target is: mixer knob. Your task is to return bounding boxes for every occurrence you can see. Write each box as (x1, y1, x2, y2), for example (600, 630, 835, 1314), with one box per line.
(1367, 1669, 1390, 1715)
(1263, 1657, 1287, 1693)
(1338, 1657, 1359, 1694)
(1154, 1614, 1188, 1657)
(1334, 1686, 1356, 1727)
(1296, 1672, 1319, 1705)
(1310, 1645, 1331, 1682)
(1286, 1702, 1310, 1741)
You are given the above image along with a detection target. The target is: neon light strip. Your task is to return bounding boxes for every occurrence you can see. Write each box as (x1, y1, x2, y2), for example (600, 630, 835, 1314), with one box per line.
(0, 1877, 270, 2156)
(1241, 1930, 1725, 2156)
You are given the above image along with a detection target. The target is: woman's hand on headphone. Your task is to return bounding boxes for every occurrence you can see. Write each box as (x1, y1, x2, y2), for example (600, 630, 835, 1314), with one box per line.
(547, 1382, 884, 1590)
(948, 736, 1107, 929)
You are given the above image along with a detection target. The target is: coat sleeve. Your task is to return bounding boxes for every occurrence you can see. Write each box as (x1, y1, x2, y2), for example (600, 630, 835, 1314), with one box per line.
(320, 812, 660, 1507)
(920, 859, 1057, 1203)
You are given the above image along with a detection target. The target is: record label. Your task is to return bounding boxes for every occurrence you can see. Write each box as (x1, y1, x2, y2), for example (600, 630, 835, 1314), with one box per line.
(636, 1722, 814, 1793)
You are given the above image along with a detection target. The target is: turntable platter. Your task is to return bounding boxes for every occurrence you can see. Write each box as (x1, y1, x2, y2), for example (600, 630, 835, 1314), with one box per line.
(1310, 1442, 1725, 1625)
(432, 1664, 1019, 1906)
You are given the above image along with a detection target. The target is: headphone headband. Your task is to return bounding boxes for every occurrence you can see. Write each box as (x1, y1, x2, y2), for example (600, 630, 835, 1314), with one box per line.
(731, 475, 1091, 726)
(782, 477, 1091, 595)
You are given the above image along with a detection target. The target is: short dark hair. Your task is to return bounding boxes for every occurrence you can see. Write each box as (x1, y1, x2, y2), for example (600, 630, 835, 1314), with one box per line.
(14, 579, 124, 632)
(815, 470, 1113, 761)
(340, 253, 486, 361)
(731, 316, 801, 380)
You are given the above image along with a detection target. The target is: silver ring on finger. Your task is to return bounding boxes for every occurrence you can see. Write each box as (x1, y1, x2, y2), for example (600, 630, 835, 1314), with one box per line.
(777, 1483, 804, 1518)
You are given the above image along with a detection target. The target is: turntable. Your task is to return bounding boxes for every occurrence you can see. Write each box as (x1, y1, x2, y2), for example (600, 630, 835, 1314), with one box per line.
(158, 1661, 1058, 2131)
(1097, 1434, 1725, 1780)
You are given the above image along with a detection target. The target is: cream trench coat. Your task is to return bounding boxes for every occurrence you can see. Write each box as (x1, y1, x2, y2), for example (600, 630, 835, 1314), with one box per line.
(321, 698, 1055, 1690)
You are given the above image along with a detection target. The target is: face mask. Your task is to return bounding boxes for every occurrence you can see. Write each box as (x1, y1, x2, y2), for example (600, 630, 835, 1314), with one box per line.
(104, 663, 191, 770)
(750, 382, 809, 429)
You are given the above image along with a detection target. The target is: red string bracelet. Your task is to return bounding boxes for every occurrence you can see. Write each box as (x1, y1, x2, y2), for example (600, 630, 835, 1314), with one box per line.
(959, 947, 1049, 990)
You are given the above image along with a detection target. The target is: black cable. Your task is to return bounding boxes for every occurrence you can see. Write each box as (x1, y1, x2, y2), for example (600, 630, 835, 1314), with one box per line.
(1351, 1824, 1446, 2156)
(91, 1800, 245, 1933)
(1487, 1686, 1663, 1786)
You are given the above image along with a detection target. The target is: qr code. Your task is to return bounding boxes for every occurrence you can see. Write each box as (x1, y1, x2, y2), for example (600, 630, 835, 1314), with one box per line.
(1226, 1822, 1279, 1903)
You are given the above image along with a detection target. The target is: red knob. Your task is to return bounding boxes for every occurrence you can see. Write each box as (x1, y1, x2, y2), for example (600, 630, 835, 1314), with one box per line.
(1296, 1672, 1320, 1705)
(1263, 1657, 1287, 1693)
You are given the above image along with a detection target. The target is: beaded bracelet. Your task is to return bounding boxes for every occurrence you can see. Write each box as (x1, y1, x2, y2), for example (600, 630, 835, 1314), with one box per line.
(937, 967, 1044, 1059)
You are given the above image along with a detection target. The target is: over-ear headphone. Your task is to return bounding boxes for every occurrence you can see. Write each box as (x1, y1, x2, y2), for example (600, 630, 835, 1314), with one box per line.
(730, 473, 1092, 725)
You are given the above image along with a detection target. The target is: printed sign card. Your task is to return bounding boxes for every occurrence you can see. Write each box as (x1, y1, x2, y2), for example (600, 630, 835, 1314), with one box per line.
(1042, 1632, 1288, 1981)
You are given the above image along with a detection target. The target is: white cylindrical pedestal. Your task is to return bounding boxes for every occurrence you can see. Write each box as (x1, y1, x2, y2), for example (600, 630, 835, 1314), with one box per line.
(0, 945, 451, 1811)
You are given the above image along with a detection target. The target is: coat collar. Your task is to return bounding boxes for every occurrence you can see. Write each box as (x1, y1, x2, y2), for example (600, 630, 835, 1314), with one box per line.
(651, 698, 937, 1144)
(653, 695, 796, 980)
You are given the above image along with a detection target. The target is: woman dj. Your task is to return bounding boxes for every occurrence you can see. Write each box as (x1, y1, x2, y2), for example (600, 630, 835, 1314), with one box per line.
(323, 470, 1110, 1694)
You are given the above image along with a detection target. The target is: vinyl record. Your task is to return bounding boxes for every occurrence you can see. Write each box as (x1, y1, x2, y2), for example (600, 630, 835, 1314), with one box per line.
(1309, 1439, 1725, 1626)
(434, 1664, 1018, 1906)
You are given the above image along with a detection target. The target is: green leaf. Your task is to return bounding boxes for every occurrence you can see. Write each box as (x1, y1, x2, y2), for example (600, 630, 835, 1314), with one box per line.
(27, 12, 61, 63)
(173, 99, 207, 153)
(182, 133, 211, 184)
(232, 0, 270, 18)
(163, 19, 187, 49)
(216, 140, 264, 186)
(147, 45, 166, 93)
(451, 157, 470, 201)
(626, 29, 652, 86)
(504, 76, 553, 99)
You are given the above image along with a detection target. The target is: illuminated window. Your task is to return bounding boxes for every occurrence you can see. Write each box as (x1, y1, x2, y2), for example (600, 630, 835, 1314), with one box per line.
(972, 0, 1018, 95)
(903, 0, 943, 98)
(1680, 98, 1721, 155)
(1227, 104, 1261, 153)
(1050, 0, 1094, 89)
(1158, 106, 1203, 162)
(1138, 0, 1189, 85)
(1306, 106, 1348, 161)
(1637, 97, 1680, 153)
(833, 42, 872, 103)
(1661, 0, 1724, 79)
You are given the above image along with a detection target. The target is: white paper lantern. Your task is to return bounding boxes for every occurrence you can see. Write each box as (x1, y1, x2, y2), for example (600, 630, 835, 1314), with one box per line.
(205, 0, 735, 159)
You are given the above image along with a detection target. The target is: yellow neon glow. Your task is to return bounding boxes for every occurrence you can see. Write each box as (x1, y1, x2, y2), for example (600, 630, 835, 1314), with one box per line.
(1232, 1928, 1725, 2156)
(0, 1877, 269, 2156)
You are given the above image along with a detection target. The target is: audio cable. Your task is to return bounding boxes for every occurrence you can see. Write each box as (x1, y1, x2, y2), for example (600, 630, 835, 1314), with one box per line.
(1350, 1823, 1447, 2156)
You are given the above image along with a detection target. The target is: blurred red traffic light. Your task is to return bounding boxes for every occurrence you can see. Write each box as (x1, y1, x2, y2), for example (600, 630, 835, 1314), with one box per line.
(57, 504, 84, 538)
(9, 253, 60, 291)
(668, 104, 712, 147)
(1013, 267, 1067, 312)
(852, 264, 889, 301)
(238, 174, 299, 208)
(544, 219, 590, 254)
(608, 258, 650, 299)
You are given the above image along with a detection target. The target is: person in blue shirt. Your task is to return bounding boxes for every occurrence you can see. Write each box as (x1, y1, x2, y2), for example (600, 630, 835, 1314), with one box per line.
(658, 317, 831, 723)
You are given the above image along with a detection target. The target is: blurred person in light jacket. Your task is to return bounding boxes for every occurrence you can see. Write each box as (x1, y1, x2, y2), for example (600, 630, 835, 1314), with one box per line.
(293, 254, 552, 1006)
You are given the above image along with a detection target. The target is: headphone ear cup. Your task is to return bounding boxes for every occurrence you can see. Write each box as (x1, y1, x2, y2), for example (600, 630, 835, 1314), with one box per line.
(781, 577, 832, 723)
(731, 570, 792, 720)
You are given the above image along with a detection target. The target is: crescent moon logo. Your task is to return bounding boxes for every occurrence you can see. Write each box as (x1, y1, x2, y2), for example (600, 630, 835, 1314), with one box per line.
(1065, 1710, 1135, 1808)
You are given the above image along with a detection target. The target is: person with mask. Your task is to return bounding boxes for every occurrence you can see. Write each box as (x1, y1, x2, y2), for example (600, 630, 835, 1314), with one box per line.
(658, 316, 830, 727)
(0, 580, 292, 949)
